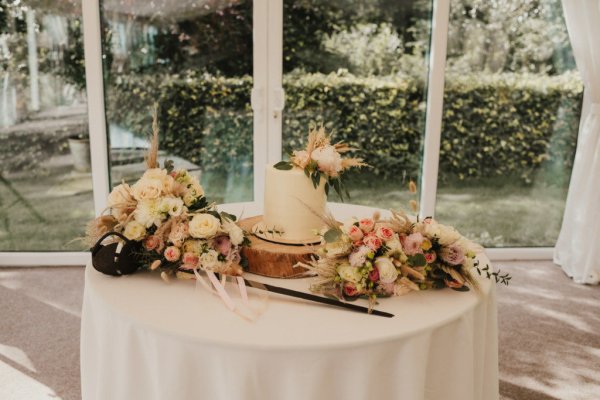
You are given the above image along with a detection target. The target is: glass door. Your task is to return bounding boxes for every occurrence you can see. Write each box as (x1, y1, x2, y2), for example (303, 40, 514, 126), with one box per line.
(100, 0, 254, 204)
(281, 0, 433, 209)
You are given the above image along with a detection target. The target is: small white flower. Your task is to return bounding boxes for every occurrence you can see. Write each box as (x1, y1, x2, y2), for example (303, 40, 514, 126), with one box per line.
(199, 249, 223, 272)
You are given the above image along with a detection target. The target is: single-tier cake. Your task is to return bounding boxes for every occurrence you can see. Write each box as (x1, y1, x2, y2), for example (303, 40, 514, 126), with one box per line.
(254, 165, 326, 244)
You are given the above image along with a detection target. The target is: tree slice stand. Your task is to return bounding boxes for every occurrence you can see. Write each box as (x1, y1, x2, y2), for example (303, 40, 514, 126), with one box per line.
(239, 216, 320, 278)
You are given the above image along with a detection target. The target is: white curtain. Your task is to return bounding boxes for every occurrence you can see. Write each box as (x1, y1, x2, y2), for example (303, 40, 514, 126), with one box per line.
(554, 0, 600, 284)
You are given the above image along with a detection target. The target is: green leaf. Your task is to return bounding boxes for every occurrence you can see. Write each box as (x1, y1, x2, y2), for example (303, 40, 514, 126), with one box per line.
(323, 229, 341, 243)
(451, 285, 470, 292)
(311, 171, 321, 189)
(274, 161, 293, 170)
(408, 253, 427, 267)
(220, 211, 237, 222)
(206, 210, 222, 221)
(324, 182, 330, 196)
(163, 159, 174, 173)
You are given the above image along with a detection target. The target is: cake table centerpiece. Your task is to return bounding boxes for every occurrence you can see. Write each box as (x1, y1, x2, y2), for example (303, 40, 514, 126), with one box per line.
(241, 124, 367, 278)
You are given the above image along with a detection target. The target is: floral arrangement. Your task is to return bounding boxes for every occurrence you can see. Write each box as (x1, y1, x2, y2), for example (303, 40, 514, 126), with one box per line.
(300, 209, 511, 309)
(86, 109, 250, 281)
(274, 125, 367, 200)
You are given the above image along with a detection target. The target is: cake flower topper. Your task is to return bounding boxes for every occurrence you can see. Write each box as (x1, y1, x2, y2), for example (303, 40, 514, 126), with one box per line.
(274, 125, 368, 201)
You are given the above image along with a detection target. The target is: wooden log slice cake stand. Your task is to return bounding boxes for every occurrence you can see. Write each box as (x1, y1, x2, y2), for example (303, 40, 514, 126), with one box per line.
(238, 216, 320, 278)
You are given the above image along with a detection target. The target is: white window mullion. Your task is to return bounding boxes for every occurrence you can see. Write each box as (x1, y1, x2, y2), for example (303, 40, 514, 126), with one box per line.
(267, 0, 283, 164)
(82, 0, 110, 216)
(252, 0, 270, 204)
(419, 0, 450, 219)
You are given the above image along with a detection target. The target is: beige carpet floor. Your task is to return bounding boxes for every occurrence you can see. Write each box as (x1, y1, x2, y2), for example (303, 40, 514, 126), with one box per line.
(0, 261, 598, 400)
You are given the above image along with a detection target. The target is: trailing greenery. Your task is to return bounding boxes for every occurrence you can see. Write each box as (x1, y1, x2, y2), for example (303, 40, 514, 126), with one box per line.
(106, 70, 582, 183)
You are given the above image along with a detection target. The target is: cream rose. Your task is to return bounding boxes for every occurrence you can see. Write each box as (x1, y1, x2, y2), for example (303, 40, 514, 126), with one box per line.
(142, 168, 174, 192)
(189, 213, 221, 239)
(311, 145, 343, 176)
(123, 221, 146, 241)
(375, 257, 399, 284)
(131, 177, 163, 200)
(107, 183, 134, 208)
(337, 264, 363, 284)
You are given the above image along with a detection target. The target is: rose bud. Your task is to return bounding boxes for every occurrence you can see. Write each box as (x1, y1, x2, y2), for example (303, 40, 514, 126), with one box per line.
(368, 268, 380, 282)
(343, 282, 359, 298)
(348, 225, 364, 241)
(359, 218, 375, 233)
(424, 252, 437, 263)
(164, 246, 181, 262)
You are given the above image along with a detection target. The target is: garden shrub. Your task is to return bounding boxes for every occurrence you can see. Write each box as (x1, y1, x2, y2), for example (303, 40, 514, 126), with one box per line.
(106, 70, 582, 184)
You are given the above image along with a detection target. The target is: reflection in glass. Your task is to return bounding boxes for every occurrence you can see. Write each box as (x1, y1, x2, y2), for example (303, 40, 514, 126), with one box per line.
(101, 0, 253, 203)
(436, 0, 582, 247)
(0, 1, 92, 251)
(282, 0, 433, 209)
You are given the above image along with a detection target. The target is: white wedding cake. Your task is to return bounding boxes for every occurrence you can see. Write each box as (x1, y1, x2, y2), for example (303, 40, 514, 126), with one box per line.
(255, 165, 326, 244)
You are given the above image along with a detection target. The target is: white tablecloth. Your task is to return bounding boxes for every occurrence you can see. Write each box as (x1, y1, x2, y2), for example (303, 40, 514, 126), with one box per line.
(81, 203, 499, 400)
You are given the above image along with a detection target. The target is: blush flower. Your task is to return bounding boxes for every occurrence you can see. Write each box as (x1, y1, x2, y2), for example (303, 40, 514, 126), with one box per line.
(347, 225, 364, 241)
(144, 235, 161, 251)
(180, 252, 199, 269)
(440, 244, 465, 265)
(213, 236, 232, 256)
(164, 246, 181, 262)
(363, 233, 382, 251)
(402, 232, 424, 256)
(359, 218, 375, 233)
(375, 225, 394, 241)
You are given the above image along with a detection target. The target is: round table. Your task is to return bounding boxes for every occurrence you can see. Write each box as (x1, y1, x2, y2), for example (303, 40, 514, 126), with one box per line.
(80, 202, 499, 400)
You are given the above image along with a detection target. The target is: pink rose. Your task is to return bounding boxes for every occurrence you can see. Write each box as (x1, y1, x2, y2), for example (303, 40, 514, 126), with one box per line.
(164, 246, 181, 262)
(425, 252, 437, 263)
(402, 232, 424, 256)
(368, 268, 380, 282)
(180, 252, 199, 269)
(168, 223, 189, 247)
(440, 244, 465, 266)
(347, 225, 364, 241)
(144, 235, 161, 251)
(213, 236, 232, 256)
(343, 282, 359, 297)
(363, 233, 382, 251)
(292, 150, 311, 169)
(359, 218, 375, 233)
(353, 240, 364, 247)
(311, 145, 343, 176)
(375, 225, 394, 241)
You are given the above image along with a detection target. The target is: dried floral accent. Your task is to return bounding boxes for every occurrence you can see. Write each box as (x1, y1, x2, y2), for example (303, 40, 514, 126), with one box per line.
(274, 124, 368, 201)
(145, 103, 160, 169)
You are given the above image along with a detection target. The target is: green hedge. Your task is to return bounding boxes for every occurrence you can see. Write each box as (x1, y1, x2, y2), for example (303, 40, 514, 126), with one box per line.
(106, 71, 582, 183)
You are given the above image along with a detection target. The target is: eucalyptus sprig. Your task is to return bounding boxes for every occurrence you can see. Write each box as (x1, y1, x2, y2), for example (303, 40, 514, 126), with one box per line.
(475, 264, 512, 285)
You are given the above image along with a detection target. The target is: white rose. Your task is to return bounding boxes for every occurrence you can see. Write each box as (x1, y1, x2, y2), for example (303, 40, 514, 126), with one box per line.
(131, 177, 163, 200)
(375, 257, 399, 284)
(189, 213, 221, 239)
(311, 145, 343, 176)
(134, 198, 166, 228)
(123, 221, 146, 241)
(223, 219, 245, 246)
(337, 264, 363, 284)
(199, 249, 223, 272)
(292, 150, 311, 169)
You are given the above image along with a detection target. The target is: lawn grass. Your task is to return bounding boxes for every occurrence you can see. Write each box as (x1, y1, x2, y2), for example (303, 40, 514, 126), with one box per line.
(0, 167, 568, 251)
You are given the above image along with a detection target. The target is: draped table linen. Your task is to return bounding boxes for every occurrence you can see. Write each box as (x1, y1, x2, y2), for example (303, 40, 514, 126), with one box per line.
(80, 203, 499, 400)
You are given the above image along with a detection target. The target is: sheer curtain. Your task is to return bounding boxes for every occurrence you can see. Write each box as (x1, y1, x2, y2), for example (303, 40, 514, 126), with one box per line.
(554, 0, 600, 284)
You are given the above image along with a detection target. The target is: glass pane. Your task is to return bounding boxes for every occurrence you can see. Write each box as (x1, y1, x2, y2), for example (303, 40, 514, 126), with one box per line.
(101, 0, 253, 203)
(0, 2, 92, 251)
(282, 0, 433, 208)
(436, 0, 583, 247)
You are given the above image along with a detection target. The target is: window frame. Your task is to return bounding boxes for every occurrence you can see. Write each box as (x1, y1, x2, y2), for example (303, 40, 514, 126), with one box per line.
(0, 0, 555, 266)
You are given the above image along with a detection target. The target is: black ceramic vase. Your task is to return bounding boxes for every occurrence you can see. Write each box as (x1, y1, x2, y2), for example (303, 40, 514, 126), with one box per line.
(90, 231, 143, 276)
